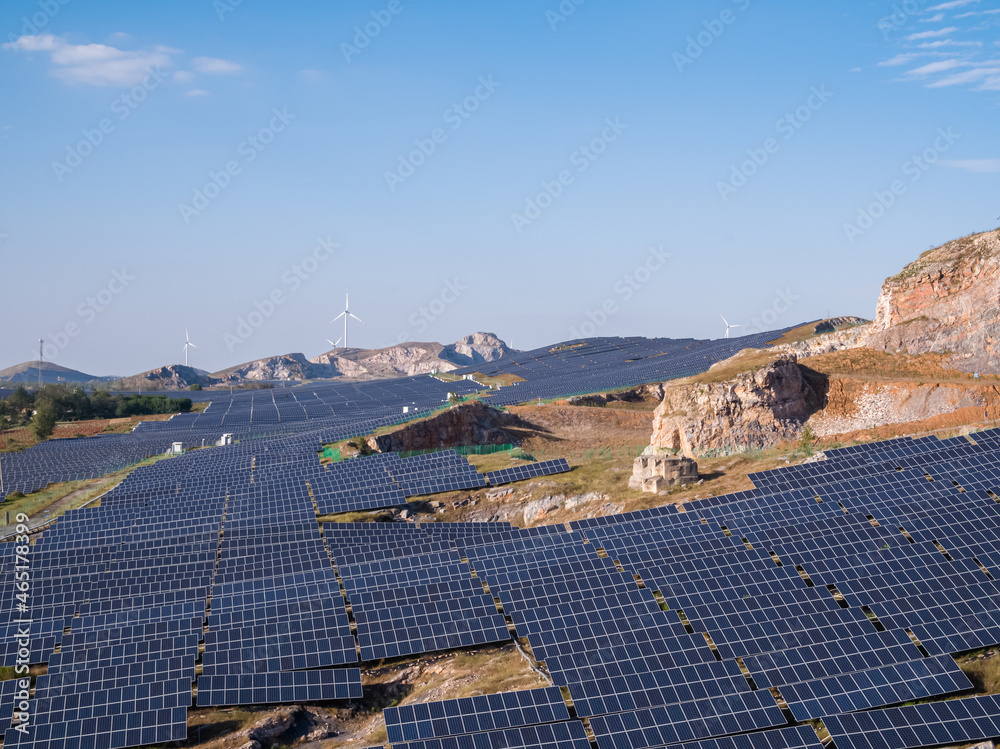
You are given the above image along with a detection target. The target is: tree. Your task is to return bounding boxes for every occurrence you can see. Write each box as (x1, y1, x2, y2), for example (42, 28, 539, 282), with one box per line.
(188, 383, 203, 391)
(32, 403, 57, 441)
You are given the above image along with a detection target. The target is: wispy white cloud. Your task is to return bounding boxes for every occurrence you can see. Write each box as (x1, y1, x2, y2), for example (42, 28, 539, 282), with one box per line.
(956, 7, 1000, 15)
(2, 33, 173, 86)
(192, 56, 241, 74)
(173, 70, 194, 83)
(926, 0, 980, 10)
(907, 27, 959, 39)
(939, 158, 1000, 172)
(920, 13, 946, 22)
(185, 89, 210, 97)
(905, 59, 966, 75)
(918, 39, 983, 47)
(879, 52, 927, 66)
(926, 65, 1000, 86)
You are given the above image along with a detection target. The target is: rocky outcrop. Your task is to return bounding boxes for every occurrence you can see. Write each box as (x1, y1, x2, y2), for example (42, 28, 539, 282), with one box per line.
(220, 353, 333, 382)
(865, 228, 1000, 373)
(310, 333, 515, 380)
(808, 379, 987, 436)
(628, 455, 698, 493)
(648, 354, 822, 457)
(773, 324, 872, 359)
(118, 364, 218, 390)
(440, 332, 513, 366)
(367, 400, 526, 453)
(313, 344, 459, 379)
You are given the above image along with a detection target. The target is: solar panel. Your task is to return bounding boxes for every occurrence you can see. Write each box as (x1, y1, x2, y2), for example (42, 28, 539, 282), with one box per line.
(384, 687, 570, 743)
(196, 668, 363, 706)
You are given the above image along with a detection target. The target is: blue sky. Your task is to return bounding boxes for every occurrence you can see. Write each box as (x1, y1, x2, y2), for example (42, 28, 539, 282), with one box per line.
(1, 0, 998, 376)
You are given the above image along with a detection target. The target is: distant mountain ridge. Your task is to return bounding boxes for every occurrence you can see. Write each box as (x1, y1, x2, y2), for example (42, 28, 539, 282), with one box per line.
(0, 361, 115, 385)
(116, 332, 516, 389)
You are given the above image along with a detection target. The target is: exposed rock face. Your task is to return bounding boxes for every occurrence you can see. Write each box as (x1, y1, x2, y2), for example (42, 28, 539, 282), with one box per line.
(648, 354, 822, 457)
(779, 327, 872, 358)
(440, 333, 514, 366)
(309, 333, 514, 380)
(120, 364, 217, 390)
(865, 229, 1000, 373)
(367, 400, 525, 453)
(313, 344, 459, 379)
(222, 353, 333, 382)
(628, 455, 698, 493)
(808, 380, 986, 436)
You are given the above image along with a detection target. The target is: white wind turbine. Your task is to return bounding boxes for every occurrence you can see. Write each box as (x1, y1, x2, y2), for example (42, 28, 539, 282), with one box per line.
(183, 328, 197, 366)
(324, 336, 343, 349)
(721, 314, 741, 339)
(331, 290, 364, 348)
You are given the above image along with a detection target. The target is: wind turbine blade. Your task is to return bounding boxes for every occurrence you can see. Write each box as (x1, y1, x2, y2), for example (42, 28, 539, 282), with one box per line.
(189, 342, 197, 348)
(720, 314, 729, 326)
(349, 314, 365, 324)
(331, 312, 346, 323)
(325, 339, 336, 347)
(336, 336, 343, 346)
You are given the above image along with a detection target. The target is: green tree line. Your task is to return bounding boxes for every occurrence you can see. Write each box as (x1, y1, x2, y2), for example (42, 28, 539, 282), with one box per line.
(0, 385, 192, 439)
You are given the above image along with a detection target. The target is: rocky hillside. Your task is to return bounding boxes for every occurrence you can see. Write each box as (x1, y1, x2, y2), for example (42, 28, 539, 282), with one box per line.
(110, 333, 515, 387)
(866, 228, 1000, 373)
(215, 353, 333, 382)
(439, 332, 514, 366)
(646, 353, 822, 458)
(366, 400, 526, 453)
(116, 364, 217, 390)
(311, 332, 513, 380)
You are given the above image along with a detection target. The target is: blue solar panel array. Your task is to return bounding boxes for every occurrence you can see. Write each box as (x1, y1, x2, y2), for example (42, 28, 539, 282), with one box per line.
(1, 329, 802, 500)
(10, 328, 1000, 749)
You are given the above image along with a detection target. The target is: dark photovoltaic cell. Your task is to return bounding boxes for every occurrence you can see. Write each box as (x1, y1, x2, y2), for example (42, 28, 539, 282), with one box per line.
(485, 459, 571, 486)
(196, 668, 363, 707)
(824, 693, 1000, 749)
(384, 686, 570, 743)
(389, 720, 592, 749)
(779, 654, 973, 721)
(657, 726, 823, 749)
(589, 691, 787, 749)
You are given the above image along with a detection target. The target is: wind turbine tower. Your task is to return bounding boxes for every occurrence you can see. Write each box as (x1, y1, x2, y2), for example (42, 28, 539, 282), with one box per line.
(721, 314, 741, 339)
(183, 328, 197, 367)
(331, 290, 364, 349)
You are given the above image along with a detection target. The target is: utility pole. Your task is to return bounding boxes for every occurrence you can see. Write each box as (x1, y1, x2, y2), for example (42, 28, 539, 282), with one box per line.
(38, 338, 43, 390)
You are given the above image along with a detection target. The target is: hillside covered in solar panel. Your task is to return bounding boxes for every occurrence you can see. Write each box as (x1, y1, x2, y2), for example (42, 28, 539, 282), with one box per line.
(5, 315, 1000, 749)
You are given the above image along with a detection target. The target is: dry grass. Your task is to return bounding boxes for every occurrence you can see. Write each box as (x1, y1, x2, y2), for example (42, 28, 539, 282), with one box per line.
(960, 653, 1000, 695)
(687, 349, 785, 385)
(806, 349, 1000, 384)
